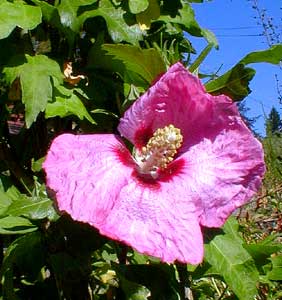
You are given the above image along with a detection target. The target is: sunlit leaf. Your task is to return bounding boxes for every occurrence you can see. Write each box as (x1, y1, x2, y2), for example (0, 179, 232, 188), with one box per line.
(0, 190, 12, 216)
(102, 44, 166, 85)
(32, 0, 60, 23)
(158, 2, 217, 46)
(56, 0, 97, 31)
(239, 44, 282, 65)
(6, 197, 56, 220)
(0, 2, 42, 39)
(3, 55, 63, 127)
(222, 216, 244, 244)
(205, 64, 256, 101)
(244, 235, 282, 269)
(45, 86, 96, 124)
(0, 216, 37, 234)
(31, 157, 45, 172)
(205, 44, 282, 101)
(78, 0, 143, 44)
(136, 0, 160, 30)
(267, 255, 282, 281)
(189, 43, 213, 73)
(129, 0, 149, 14)
(205, 234, 259, 300)
(5, 185, 22, 202)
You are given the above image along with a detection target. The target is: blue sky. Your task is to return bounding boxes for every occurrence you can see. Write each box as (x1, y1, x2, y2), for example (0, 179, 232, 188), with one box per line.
(190, 0, 282, 135)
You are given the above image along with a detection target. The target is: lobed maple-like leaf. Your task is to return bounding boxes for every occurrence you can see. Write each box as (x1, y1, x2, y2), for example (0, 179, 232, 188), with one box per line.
(0, 1, 42, 39)
(3, 55, 63, 127)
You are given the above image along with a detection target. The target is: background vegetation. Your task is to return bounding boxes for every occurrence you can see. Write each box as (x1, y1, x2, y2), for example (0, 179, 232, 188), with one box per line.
(0, 0, 281, 299)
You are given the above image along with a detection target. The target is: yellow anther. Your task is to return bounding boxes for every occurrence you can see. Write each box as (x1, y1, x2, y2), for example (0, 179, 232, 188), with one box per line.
(134, 124, 183, 178)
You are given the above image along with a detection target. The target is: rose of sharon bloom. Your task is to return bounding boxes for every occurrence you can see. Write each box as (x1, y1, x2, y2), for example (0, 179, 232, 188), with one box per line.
(43, 62, 265, 264)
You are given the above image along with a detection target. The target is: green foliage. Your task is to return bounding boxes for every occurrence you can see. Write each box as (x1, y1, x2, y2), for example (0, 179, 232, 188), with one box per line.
(46, 86, 96, 123)
(101, 44, 166, 86)
(1, 232, 45, 300)
(239, 44, 282, 65)
(0, 1, 42, 39)
(128, 0, 149, 14)
(204, 227, 259, 300)
(78, 0, 143, 45)
(0, 0, 281, 299)
(3, 55, 63, 127)
(205, 44, 282, 101)
(205, 64, 256, 101)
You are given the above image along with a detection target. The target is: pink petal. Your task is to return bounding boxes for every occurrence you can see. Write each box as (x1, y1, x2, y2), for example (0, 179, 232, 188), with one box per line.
(44, 134, 203, 264)
(118, 62, 214, 148)
(43, 134, 133, 226)
(99, 172, 204, 264)
(178, 119, 265, 228)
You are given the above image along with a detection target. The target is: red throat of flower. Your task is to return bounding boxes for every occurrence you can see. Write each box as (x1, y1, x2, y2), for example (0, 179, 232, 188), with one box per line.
(133, 124, 183, 179)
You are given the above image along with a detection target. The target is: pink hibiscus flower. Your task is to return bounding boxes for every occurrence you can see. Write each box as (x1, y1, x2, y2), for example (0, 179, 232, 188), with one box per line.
(43, 62, 265, 264)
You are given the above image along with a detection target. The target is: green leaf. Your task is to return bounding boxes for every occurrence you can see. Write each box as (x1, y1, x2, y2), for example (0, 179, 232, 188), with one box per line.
(0, 216, 37, 234)
(22, 72, 52, 127)
(0, 1, 42, 39)
(56, 0, 97, 32)
(1, 232, 45, 297)
(45, 86, 96, 124)
(102, 44, 166, 85)
(222, 216, 243, 244)
(3, 54, 63, 127)
(78, 0, 143, 44)
(189, 43, 213, 73)
(119, 274, 151, 300)
(205, 234, 259, 300)
(128, 0, 149, 14)
(32, 0, 59, 22)
(92, 108, 118, 119)
(136, 0, 160, 30)
(267, 255, 282, 281)
(205, 45, 282, 101)
(5, 196, 56, 220)
(205, 64, 256, 101)
(239, 44, 282, 65)
(31, 157, 45, 172)
(244, 236, 282, 269)
(158, 2, 218, 46)
(0, 190, 12, 216)
(115, 264, 180, 300)
(5, 185, 22, 202)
